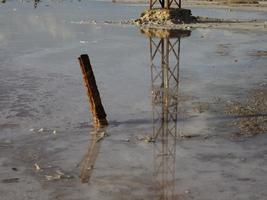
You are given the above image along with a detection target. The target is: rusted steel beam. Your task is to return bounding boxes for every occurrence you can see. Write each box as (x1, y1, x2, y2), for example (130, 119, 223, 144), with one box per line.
(78, 54, 108, 127)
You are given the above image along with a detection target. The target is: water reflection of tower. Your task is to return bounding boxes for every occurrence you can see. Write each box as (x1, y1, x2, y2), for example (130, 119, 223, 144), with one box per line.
(141, 28, 190, 199)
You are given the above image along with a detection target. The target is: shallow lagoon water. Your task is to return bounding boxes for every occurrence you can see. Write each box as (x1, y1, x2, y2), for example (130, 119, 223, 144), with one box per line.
(0, 1, 267, 200)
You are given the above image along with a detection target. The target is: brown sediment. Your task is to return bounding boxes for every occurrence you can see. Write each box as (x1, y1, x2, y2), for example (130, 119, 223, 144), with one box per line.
(140, 27, 191, 38)
(248, 50, 267, 57)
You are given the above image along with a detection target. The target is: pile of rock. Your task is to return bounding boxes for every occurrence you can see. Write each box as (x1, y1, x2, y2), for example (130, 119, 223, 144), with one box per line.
(135, 8, 197, 25)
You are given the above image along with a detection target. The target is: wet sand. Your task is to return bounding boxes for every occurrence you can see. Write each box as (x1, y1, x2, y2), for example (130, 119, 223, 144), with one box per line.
(0, 1, 267, 200)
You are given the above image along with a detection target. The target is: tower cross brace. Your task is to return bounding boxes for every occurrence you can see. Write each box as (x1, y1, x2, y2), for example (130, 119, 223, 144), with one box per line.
(149, 0, 181, 9)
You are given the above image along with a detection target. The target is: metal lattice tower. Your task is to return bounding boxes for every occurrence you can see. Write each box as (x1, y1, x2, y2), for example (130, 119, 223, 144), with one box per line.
(150, 0, 181, 9)
(143, 28, 190, 200)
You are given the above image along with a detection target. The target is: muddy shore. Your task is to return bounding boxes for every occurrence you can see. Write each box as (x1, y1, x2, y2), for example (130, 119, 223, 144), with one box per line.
(70, 1, 267, 32)
(113, 0, 267, 11)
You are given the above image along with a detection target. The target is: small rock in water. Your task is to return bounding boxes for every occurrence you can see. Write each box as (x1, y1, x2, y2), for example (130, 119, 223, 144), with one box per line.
(52, 130, 57, 135)
(34, 163, 41, 171)
(80, 41, 88, 44)
(45, 175, 61, 181)
(45, 169, 73, 181)
(12, 167, 18, 171)
(38, 128, 44, 132)
(185, 190, 190, 194)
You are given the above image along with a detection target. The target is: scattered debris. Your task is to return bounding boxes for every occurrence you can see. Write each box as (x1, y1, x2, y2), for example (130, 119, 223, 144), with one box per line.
(226, 89, 267, 136)
(80, 41, 88, 44)
(38, 128, 44, 132)
(70, 18, 267, 32)
(34, 163, 41, 171)
(137, 135, 155, 143)
(45, 170, 73, 181)
(45, 174, 61, 181)
(55, 169, 64, 176)
(31, 128, 58, 135)
(180, 134, 202, 139)
(192, 102, 210, 113)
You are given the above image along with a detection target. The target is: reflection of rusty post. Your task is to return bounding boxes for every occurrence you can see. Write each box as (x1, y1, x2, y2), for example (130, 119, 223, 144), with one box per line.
(80, 127, 106, 183)
(78, 54, 108, 127)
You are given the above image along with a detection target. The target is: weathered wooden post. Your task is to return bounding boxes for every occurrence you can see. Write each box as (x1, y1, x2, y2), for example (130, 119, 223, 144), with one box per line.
(78, 54, 108, 127)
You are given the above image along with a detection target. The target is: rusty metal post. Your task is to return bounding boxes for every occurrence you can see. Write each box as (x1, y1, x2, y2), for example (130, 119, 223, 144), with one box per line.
(78, 54, 108, 127)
